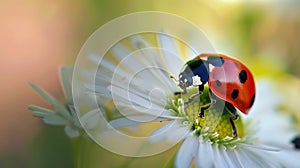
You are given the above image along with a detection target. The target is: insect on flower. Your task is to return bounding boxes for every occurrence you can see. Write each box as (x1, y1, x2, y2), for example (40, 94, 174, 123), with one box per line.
(172, 53, 256, 137)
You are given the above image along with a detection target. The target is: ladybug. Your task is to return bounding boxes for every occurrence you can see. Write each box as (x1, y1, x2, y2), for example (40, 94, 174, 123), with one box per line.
(176, 53, 256, 137)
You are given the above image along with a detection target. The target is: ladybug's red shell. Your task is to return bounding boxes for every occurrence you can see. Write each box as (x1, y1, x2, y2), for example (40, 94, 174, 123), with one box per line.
(198, 54, 256, 114)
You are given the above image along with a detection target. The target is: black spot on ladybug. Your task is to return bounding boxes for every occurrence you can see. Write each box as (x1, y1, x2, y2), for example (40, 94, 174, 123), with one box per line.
(216, 80, 222, 87)
(249, 94, 255, 107)
(239, 70, 247, 84)
(231, 89, 239, 99)
(291, 136, 300, 149)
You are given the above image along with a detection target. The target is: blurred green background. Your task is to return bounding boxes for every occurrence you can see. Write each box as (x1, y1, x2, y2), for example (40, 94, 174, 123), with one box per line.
(1, 0, 300, 167)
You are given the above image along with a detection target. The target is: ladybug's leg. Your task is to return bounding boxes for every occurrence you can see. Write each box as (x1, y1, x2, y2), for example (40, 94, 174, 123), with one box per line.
(184, 84, 204, 106)
(225, 102, 239, 137)
(198, 84, 204, 94)
(198, 100, 217, 118)
(198, 89, 217, 119)
(198, 102, 210, 118)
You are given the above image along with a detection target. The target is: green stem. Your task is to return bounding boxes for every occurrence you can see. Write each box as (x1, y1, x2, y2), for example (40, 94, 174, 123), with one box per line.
(72, 136, 85, 168)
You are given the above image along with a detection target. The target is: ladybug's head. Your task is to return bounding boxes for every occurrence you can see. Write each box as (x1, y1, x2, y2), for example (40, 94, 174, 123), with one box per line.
(178, 72, 192, 91)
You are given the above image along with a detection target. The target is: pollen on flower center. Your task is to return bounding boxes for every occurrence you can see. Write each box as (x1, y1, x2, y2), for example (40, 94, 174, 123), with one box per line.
(167, 87, 244, 144)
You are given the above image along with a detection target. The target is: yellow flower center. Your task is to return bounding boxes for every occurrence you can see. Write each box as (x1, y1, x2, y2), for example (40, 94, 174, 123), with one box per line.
(169, 87, 244, 140)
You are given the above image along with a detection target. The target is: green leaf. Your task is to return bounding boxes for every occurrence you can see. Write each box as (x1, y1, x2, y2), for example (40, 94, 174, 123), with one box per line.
(33, 111, 49, 118)
(29, 82, 71, 120)
(42, 112, 68, 125)
(64, 125, 80, 138)
(28, 105, 54, 118)
(28, 105, 54, 112)
(60, 66, 73, 100)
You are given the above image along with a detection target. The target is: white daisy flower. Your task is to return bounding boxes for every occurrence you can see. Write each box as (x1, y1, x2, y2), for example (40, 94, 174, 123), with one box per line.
(248, 78, 300, 167)
(87, 33, 300, 167)
(28, 67, 81, 138)
(28, 67, 101, 138)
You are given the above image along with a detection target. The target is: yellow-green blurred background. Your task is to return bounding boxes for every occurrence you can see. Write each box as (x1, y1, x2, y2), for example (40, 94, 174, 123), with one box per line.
(1, 0, 300, 167)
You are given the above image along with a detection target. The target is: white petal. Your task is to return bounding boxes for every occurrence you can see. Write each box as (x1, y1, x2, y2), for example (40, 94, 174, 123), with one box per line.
(85, 84, 111, 98)
(111, 43, 131, 61)
(175, 135, 199, 168)
(158, 33, 180, 56)
(277, 149, 300, 167)
(87, 36, 181, 119)
(196, 140, 214, 168)
(128, 35, 165, 71)
(125, 36, 166, 77)
(212, 145, 229, 168)
(108, 117, 138, 128)
(130, 35, 150, 49)
(110, 77, 169, 107)
(237, 148, 264, 168)
(110, 104, 180, 121)
(150, 121, 189, 143)
(150, 121, 174, 135)
(93, 43, 178, 103)
(99, 59, 130, 79)
(220, 148, 236, 168)
(246, 147, 279, 168)
(109, 85, 165, 111)
(238, 143, 279, 152)
(248, 79, 298, 146)
(249, 110, 297, 146)
(157, 33, 184, 77)
(80, 109, 102, 129)
(225, 149, 244, 168)
(88, 53, 102, 65)
(109, 51, 176, 93)
(108, 115, 171, 129)
(166, 126, 190, 143)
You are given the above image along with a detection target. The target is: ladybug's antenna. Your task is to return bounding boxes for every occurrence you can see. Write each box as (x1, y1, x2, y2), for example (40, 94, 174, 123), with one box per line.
(170, 75, 178, 82)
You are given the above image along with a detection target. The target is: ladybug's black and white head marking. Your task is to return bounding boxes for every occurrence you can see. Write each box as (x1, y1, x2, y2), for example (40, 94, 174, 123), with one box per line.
(191, 75, 203, 86)
(178, 71, 190, 90)
(178, 58, 209, 91)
